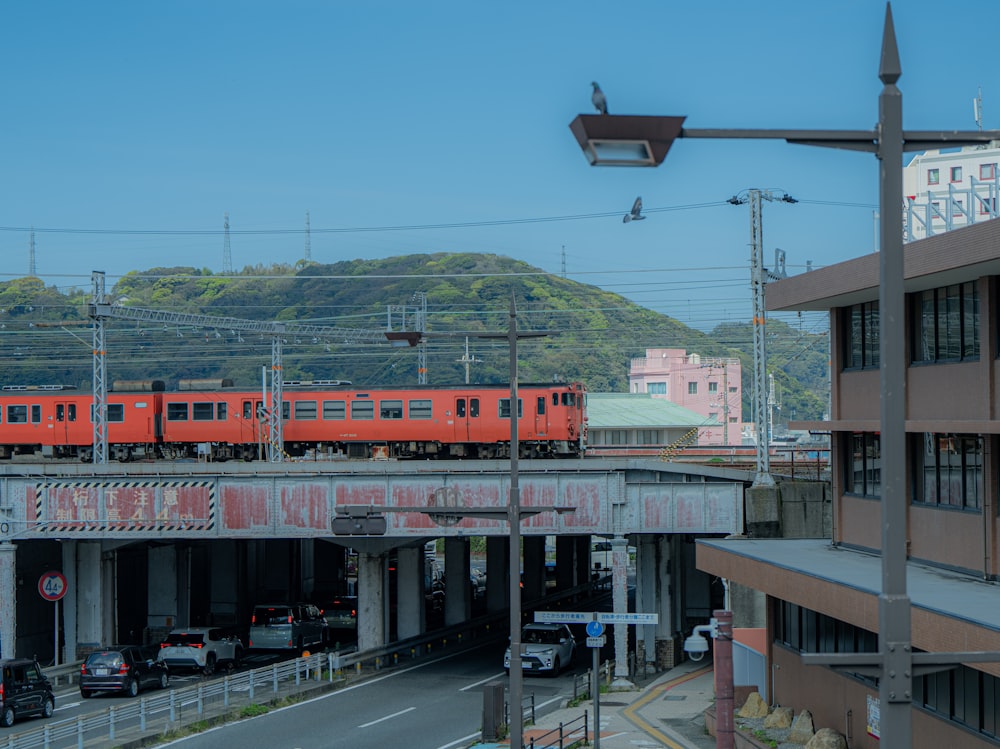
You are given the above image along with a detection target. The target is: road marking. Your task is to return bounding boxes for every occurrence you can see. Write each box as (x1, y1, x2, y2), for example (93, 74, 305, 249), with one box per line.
(459, 672, 507, 691)
(436, 732, 481, 749)
(55, 701, 81, 711)
(358, 706, 416, 727)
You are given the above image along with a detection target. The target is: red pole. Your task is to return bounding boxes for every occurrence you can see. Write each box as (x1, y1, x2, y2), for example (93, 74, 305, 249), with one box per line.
(713, 609, 734, 749)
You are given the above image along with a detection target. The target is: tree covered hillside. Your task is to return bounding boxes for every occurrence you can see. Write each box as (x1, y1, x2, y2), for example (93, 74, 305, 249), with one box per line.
(0, 253, 829, 424)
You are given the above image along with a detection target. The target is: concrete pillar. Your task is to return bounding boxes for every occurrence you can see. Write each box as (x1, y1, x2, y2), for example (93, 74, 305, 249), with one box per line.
(635, 536, 657, 669)
(357, 551, 386, 651)
(77, 541, 103, 649)
(576, 536, 591, 588)
(485, 536, 508, 613)
(522, 536, 545, 602)
(396, 546, 425, 640)
(0, 543, 15, 659)
(61, 541, 76, 662)
(555, 535, 578, 591)
(444, 537, 470, 626)
(610, 536, 631, 685)
(210, 541, 240, 627)
(148, 544, 178, 632)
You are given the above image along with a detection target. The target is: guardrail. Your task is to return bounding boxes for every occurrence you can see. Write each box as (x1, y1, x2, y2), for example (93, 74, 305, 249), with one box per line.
(527, 711, 589, 749)
(570, 659, 615, 701)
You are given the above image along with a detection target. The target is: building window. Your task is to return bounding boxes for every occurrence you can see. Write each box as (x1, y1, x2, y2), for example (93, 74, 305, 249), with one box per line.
(844, 301, 879, 370)
(979, 196, 997, 215)
(607, 430, 628, 445)
(708, 382, 718, 393)
(911, 433, 982, 510)
(914, 663, 1000, 740)
(845, 432, 880, 498)
(636, 429, 659, 445)
(951, 166, 963, 182)
(980, 163, 996, 180)
(927, 168, 939, 185)
(912, 282, 979, 363)
(952, 198, 964, 217)
(687, 382, 698, 395)
(647, 382, 666, 395)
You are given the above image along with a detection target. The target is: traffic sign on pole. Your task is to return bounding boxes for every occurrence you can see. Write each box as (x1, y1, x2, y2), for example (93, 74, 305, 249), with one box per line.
(38, 571, 67, 602)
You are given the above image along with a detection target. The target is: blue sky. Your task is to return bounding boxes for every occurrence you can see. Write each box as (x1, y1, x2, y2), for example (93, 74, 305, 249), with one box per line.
(2, 1, 997, 333)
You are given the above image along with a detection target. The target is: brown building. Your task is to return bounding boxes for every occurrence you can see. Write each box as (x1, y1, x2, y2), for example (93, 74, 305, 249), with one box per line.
(698, 217, 1000, 747)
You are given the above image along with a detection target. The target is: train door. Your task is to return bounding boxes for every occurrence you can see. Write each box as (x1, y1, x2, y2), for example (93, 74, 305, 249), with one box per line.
(533, 393, 548, 438)
(241, 398, 264, 445)
(54, 400, 77, 446)
(452, 396, 482, 443)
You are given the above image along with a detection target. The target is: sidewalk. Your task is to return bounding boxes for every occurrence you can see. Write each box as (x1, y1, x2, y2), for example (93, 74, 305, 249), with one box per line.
(478, 659, 718, 749)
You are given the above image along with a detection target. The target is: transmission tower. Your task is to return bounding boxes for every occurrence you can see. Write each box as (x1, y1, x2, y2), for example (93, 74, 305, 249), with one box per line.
(222, 212, 232, 274)
(28, 230, 36, 277)
(304, 210, 312, 261)
(727, 188, 794, 486)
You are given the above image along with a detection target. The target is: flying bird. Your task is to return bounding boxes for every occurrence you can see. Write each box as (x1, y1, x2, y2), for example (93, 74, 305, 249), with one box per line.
(623, 196, 646, 223)
(591, 82, 608, 115)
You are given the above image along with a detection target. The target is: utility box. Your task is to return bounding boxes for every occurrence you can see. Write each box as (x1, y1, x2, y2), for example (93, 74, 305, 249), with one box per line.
(482, 681, 506, 741)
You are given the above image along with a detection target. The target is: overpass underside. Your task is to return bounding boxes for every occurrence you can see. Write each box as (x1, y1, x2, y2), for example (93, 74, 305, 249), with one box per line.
(0, 458, 748, 672)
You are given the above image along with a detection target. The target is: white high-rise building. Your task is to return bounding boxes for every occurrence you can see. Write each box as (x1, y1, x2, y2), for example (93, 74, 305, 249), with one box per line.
(903, 142, 1000, 241)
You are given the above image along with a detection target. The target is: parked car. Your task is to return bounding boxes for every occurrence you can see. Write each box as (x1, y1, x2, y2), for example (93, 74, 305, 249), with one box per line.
(158, 628, 243, 674)
(322, 596, 358, 631)
(504, 623, 576, 676)
(248, 603, 328, 653)
(80, 645, 169, 698)
(0, 658, 54, 727)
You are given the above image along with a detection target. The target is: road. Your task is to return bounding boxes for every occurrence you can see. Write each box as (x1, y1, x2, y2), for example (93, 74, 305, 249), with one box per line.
(156, 639, 585, 749)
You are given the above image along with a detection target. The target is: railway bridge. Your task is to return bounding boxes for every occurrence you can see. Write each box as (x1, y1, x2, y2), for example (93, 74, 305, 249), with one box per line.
(0, 457, 749, 673)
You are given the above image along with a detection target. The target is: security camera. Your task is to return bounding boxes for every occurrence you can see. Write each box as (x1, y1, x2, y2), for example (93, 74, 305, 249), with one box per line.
(683, 620, 718, 662)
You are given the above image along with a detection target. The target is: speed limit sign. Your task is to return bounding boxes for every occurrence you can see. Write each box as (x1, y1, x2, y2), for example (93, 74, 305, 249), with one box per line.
(38, 571, 67, 602)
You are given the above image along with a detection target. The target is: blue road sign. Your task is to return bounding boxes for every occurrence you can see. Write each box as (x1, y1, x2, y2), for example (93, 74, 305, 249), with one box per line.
(586, 620, 605, 637)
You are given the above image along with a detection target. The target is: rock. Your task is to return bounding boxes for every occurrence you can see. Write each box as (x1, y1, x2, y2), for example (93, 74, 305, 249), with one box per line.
(788, 709, 816, 743)
(805, 727, 848, 748)
(737, 691, 769, 718)
(764, 706, 793, 728)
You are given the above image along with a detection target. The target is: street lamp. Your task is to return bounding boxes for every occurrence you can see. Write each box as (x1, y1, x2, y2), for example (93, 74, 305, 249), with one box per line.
(570, 4, 1000, 746)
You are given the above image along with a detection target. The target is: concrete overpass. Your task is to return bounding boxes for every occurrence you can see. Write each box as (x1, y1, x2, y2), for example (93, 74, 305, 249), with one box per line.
(0, 457, 749, 674)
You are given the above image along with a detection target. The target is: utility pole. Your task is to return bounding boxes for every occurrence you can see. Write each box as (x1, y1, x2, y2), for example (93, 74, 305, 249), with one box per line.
(222, 212, 232, 274)
(304, 210, 312, 261)
(727, 189, 793, 485)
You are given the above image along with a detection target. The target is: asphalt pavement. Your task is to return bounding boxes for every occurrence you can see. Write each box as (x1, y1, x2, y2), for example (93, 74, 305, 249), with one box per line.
(476, 658, 718, 749)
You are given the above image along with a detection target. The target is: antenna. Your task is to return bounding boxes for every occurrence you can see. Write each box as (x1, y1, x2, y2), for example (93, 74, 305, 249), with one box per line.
(974, 86, 983, 132)
(222, 212, 233, 274)
(561, 245, 566, 278)
(304, 210, 312, 261)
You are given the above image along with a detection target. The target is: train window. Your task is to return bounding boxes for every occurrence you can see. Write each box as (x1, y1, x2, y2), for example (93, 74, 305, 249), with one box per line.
(498, 398, 523, 419)
(295, 401, 318, 420)
(282, 402, 290, 420)
(537, 397, 545, 415)
(561, 392, 577, 407)
(351, 400, 374, 420)
(380, 400, 403, 420)
(553, 393, 559, 406)
(456, 399, 466, 418)
(323, 400, 346, 420)
(409, 399, 432, 419)
(470, 398, 479, 417)
(107, 404, 125, 423)
(6, 405, 27, 424)
(167, 403, 189, 421)
(216, 402, 227, 420)
(68, 403, 76, 421)
(56, 404, 64, 422)
(192, 402, 214, 421)
(243, 401, 253, 419)
(31, 405, 41, 424)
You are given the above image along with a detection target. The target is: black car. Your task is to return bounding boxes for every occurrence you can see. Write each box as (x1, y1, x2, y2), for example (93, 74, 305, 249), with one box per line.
(0, 658, 54, 727)
(80, 646, 169, 698)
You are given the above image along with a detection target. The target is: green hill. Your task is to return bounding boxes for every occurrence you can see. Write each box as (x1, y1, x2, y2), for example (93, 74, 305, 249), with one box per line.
(0, 254, 829, 423)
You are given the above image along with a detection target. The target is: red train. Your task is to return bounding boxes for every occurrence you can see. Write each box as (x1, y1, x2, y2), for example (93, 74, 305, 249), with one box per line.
(0, 380, 587, 461)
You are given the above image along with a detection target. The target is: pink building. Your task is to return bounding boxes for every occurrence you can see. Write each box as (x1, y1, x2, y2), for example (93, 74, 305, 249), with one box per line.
(628, 347, 743, 446)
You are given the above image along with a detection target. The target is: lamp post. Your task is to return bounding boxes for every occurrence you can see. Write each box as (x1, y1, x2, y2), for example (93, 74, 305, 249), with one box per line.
(570, 4, 1000, 745)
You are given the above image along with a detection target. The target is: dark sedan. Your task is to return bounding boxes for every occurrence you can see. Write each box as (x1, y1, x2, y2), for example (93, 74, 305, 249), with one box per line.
(80, 646, 169, 698)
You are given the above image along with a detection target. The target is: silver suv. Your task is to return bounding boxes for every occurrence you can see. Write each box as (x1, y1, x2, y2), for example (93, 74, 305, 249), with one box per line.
(248, 604, 328, 654)
(157, 628, 243, 674)
(504, 623, 576, 676)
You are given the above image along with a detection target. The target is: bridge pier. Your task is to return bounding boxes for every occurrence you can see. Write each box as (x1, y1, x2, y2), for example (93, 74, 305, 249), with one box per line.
(357, 550, 386, 652)
(0, 543, 14, 659)
(443, 538, 470, 626)
(485, 537, 508, 613)
(396, 545, 426, 640)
